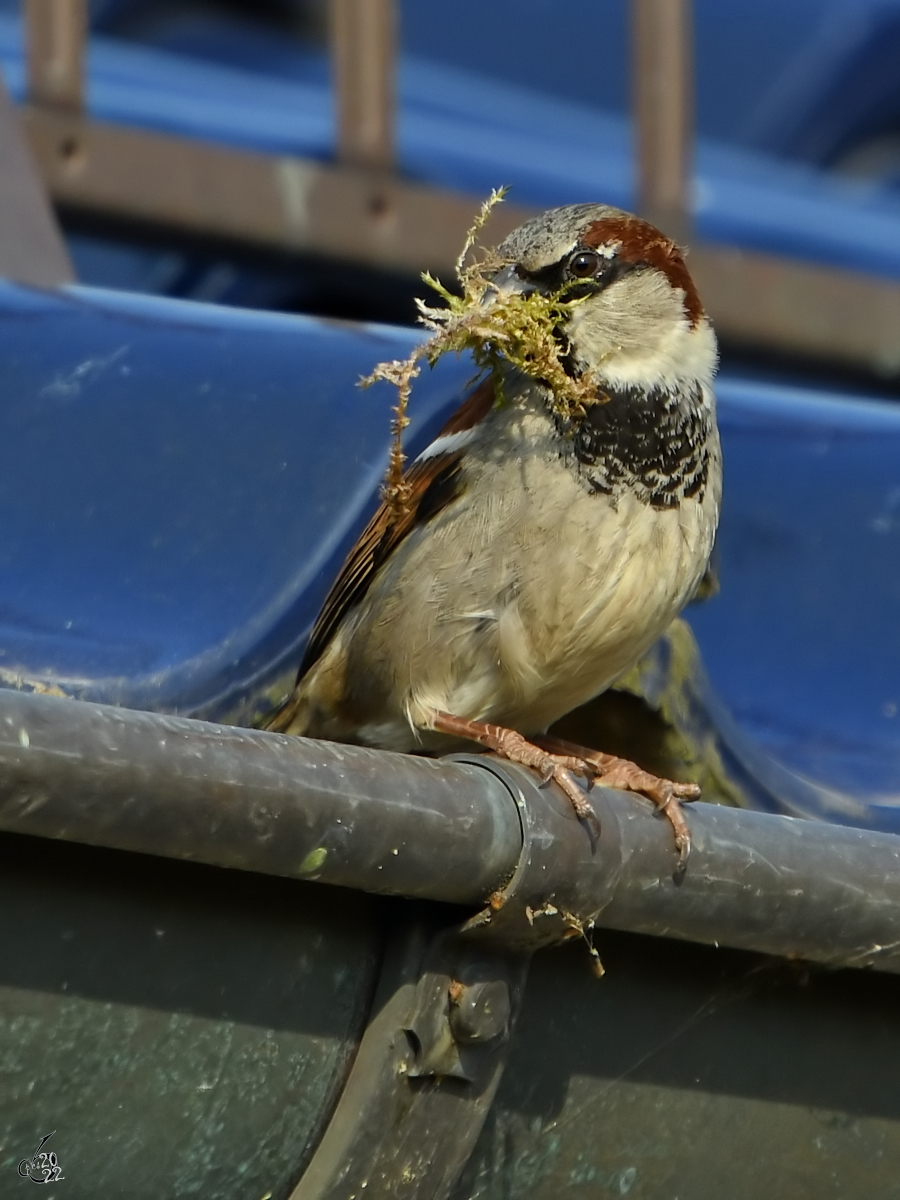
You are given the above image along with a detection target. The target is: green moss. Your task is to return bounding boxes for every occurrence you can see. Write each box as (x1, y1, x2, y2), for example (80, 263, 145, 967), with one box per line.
(550, 619, 747, 808)
(609, 619, 747, 808)
(361, 188, 604, 523)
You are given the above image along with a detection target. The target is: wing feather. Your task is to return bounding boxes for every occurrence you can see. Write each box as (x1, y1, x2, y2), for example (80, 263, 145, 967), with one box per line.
(298, 376, 495, 677)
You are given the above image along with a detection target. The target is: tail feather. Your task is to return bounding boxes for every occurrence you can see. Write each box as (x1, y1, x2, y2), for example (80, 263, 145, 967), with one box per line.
(260, 687, 310, 735)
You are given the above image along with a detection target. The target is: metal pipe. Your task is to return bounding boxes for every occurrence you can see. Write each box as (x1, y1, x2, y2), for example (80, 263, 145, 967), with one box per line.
(2, 690, 900, 974)
(25, 0, 86, 113)
(0, 690, 520, 905)
(600, 795, 900, 972)
(328, 0, 395, 171)
(631, 0, 693, 238)
(469, 760, 900, 975)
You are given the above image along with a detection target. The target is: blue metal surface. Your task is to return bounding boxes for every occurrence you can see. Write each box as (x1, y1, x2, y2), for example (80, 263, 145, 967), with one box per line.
(690, 380, 900, 823)
(401, 0, 900, 172)
(82, 0, 900, 159)
(0, 282, 897, 827)
(0, 282, 469, 715)
(738, 0, 900, 168)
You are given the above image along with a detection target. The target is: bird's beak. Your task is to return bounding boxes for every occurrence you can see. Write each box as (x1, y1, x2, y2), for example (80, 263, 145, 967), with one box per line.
(482, 263, 536, 307)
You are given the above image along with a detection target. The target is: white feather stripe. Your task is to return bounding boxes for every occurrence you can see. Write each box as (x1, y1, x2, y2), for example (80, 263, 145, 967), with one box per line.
(416, 428, 478, 461)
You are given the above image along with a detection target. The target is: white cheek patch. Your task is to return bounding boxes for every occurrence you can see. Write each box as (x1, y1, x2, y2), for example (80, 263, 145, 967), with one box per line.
(603, 319, 718, 393)
(568, 295, 718, 394)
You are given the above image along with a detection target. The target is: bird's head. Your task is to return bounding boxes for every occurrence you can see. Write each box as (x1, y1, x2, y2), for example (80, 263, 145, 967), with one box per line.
(490, 203, 717, 395)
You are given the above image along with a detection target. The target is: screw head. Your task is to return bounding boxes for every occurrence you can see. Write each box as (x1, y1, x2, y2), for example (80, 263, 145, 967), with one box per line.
(448, 979, 511, 1044)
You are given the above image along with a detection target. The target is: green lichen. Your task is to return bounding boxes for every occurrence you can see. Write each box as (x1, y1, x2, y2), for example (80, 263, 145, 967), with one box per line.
(297, 847, 328, 876)
(0, 666, 71, 698)
(611, 618, 747, 808)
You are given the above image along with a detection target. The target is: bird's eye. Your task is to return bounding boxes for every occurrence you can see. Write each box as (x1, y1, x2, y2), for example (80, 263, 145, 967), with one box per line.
(567, 250, 602, 279)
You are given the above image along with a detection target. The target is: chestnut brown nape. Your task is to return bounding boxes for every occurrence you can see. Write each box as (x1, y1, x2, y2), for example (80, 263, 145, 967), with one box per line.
(581, 215, 704, 328)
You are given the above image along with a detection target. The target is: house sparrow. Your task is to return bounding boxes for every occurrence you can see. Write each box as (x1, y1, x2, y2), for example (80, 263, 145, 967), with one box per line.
(266, 204, 721, 867)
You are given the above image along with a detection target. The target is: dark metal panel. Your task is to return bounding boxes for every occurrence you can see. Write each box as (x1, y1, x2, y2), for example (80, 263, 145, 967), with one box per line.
(0, 832, 385, 1200)
(329, 0, 395, 171)
(0, 75, 74, 285)
(452, 931, 900, 1200)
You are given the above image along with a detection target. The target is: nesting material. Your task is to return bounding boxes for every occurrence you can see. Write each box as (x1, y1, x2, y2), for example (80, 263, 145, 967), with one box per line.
(361, 188, 600, 523)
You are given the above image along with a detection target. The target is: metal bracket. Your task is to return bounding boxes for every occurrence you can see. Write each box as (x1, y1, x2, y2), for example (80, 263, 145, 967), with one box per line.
(403, 932, 520, 1081)
(290, 915, 531, 1200)
(448, 753, 623, 951)
(291, 755, 625, 1197)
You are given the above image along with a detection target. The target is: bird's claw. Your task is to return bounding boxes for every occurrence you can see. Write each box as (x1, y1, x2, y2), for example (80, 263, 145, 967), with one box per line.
(532, 734, 698, 877)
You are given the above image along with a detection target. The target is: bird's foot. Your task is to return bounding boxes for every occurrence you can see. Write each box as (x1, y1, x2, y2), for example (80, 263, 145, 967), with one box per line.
(534, 735, 698, 875)
(430, 710, 599, 833)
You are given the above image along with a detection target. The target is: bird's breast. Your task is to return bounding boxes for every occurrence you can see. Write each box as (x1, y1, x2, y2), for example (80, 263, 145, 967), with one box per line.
(447, 445, 718, 729)
(305, 387, 721, 748)
(385, 414, 719, 735)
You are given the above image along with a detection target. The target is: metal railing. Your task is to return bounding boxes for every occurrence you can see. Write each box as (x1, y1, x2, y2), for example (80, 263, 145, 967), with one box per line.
(0, 0, 898, 372)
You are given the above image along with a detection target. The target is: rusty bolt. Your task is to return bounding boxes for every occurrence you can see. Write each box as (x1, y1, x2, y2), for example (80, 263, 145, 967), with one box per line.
(447, 979, 510, 1044)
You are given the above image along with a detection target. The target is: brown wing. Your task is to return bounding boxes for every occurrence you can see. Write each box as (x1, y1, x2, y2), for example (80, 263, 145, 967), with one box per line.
(297, 376, 496, 679)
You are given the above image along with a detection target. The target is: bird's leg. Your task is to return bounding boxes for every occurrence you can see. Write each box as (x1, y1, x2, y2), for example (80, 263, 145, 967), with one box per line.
(429, 710, 598, 830)
(533, 733, 698, 870)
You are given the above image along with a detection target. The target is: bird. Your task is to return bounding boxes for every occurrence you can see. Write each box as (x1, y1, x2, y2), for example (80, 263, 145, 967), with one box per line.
(265, 203, 722, 866)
